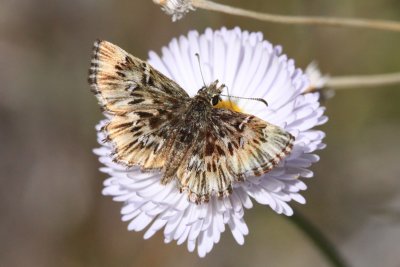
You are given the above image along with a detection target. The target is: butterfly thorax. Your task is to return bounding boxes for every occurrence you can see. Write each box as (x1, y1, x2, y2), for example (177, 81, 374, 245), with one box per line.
(160, 82, 224, 187)
(195, 80, 224, 104)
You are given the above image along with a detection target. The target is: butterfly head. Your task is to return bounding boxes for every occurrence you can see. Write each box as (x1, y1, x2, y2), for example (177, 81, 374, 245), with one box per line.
(197, 80, 226, 106)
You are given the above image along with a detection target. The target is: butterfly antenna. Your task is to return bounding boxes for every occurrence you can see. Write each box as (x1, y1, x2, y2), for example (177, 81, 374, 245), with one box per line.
(220, 94, 269, 107)
(224, 85, 235, 109)
(195, 53, 206, 87)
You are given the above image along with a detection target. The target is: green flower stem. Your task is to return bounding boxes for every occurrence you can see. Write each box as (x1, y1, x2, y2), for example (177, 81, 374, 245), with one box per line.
(288, 210, 350, 267)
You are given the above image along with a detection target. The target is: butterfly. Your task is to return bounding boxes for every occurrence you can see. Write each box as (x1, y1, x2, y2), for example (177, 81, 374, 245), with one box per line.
(88, 40, 295, 204)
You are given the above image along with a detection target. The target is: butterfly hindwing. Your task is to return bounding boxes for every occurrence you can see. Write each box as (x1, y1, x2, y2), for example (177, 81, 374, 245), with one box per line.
(213, 109, 295, 177)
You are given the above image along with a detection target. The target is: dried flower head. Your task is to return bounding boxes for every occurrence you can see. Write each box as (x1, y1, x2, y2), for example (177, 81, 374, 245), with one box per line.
(305, 62, 334, 99)
(153, 0, 195, 21)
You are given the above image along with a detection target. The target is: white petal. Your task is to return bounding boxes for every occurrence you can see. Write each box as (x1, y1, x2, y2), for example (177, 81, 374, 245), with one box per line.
(128, 212, 153, 232)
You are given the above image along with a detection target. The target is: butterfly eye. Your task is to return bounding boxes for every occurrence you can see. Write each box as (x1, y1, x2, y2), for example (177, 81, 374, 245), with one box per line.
(211, 95, 220, 106)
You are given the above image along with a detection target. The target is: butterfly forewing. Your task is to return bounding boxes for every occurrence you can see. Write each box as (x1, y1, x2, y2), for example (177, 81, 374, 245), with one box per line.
(89, 40, 189, 115)
(90, 40, 190, 168)
(174, 108, 294, 203)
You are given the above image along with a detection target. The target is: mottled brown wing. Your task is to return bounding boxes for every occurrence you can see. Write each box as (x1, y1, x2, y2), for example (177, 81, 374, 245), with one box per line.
(175, 108, 294, 203)
(89, 40, 190, 168)
(89, 40, 189, 115)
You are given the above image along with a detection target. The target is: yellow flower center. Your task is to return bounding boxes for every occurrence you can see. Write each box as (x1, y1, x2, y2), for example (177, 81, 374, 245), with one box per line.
(214, 100, 243, 113)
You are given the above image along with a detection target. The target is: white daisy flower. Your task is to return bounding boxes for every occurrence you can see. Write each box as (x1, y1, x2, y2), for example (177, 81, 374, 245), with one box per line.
(94, 27, 327, 257)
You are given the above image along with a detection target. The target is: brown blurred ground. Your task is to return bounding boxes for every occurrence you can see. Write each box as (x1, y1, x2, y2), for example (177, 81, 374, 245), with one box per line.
(1, 0, 400, 266)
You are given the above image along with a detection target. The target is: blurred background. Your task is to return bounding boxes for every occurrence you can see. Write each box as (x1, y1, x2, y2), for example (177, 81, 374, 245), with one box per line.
(1, 0, 400, 266)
